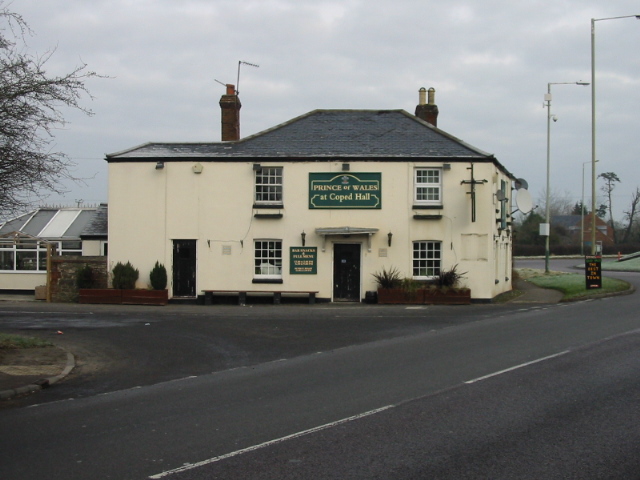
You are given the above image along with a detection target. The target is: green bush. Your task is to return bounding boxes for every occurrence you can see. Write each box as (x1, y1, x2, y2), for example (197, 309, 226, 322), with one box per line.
(76, 264, 94, 289)
(112, 261, 139, 290)
(149, 261, 167, 290)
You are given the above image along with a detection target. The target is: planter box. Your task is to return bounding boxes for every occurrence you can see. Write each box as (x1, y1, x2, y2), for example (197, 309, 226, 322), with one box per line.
(78, 289, 168, 306)
(422, 288, 471, 305)
(377, 288, 471, 305)
(122, 289, 168, 306)
(376, 288, 423, 304)
(78, 289, 122, 304)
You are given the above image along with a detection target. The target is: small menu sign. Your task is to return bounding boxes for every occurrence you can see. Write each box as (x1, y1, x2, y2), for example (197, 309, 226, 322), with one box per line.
(290, 247, 317, 275)
(585, 255, 602, 289)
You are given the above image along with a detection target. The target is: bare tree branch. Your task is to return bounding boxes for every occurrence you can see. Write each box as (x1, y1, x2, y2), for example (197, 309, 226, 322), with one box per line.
(621, 187, 640, 243)
(0, 2, 103, 218)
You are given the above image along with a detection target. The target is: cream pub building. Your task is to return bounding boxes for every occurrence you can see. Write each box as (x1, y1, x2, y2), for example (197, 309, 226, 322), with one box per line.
(106, 87, 517, 303)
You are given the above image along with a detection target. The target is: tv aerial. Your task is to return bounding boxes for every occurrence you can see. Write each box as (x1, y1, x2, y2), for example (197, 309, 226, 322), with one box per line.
(215, 60, 260, 95)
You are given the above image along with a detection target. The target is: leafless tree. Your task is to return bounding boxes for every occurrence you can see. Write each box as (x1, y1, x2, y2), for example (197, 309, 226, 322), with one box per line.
(537, 188, 574, 217)
(621, 187, 640, 244)
(0, 3, 101, 218)
(599, 172, 621, 243)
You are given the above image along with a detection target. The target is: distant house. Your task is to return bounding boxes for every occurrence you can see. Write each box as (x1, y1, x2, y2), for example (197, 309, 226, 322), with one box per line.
(105, 87, 519, 302)
(0, 205, 108, 292)
(552, 214, 614, 247)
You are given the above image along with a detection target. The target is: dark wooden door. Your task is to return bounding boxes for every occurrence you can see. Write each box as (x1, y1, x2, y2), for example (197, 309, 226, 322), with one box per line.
(333, 243, 361, 301)
(172, 240, 196, 297)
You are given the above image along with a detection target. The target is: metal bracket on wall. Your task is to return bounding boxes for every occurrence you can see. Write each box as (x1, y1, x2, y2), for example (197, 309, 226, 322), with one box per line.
(460, 163, 487, 222)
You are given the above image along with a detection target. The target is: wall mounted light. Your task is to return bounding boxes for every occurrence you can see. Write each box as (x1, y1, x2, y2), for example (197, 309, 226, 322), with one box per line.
(253, 163, 262, 171)
(342, 163, 350, 171)
(301, 231, 306, 246)
(387, 232, 393, 247)
(155, 161, 165, 170)
(192, 162, 203, 174)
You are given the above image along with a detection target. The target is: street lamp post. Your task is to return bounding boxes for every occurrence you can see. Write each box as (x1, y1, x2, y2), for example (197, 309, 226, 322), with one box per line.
(590, 15, 640, 254)
(581, 159, 598, 256)
(544, 81, 589, 273)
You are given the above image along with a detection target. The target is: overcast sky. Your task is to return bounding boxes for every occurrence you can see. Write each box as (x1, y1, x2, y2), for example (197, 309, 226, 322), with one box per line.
(10, 0, 640, 221)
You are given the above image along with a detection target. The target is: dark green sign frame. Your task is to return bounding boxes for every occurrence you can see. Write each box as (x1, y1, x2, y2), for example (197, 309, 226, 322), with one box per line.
(290, 247, 317, 275)
(309, 173, 381, 209)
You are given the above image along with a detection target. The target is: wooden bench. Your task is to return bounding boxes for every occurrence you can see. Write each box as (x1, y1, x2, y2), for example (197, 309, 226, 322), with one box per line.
(202, 290, 318, 305)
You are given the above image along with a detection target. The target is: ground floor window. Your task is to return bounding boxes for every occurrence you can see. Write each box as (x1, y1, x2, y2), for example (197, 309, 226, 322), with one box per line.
(0, 240, 83, 271)
(0, 242, 46, 271)
(254, 240, 282, 279)
(412, 241, 441, 279)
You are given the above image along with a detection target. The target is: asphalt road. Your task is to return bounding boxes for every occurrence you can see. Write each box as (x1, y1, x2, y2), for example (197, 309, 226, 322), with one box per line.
(0, 299, 544, 405)
(168, 332, 640, 480)
(0, 258, 638, 479)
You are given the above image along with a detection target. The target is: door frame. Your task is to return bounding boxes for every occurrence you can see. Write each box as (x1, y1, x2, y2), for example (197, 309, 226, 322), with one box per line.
(332, 242, 362, 302)
(172, 239, 197, 297)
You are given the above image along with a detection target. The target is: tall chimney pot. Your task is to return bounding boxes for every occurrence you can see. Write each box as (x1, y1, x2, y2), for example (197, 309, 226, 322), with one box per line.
(415, 87, 439, 127)
(219, 84, 241, 141)
(418, 87, 427, 106)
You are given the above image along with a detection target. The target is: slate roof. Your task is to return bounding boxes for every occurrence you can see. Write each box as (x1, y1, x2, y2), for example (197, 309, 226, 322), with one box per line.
(79, 203, 108, 239)
(552, 215, 582, 229)
(552, 215, 608, 230)
(106, 109, 496, 161)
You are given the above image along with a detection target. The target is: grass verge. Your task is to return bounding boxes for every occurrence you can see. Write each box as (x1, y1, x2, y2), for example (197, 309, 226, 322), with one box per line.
(0, 333, 52, 350)
(521, 269, 631, 301)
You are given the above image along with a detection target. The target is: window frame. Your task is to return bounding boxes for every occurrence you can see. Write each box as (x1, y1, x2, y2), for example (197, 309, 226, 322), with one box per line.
(0, 240, 83, 272)
(253, 239, 283, 280)
(254, 167, 283, 206)
(414, 167, 442, 206)
(412, 240, 442, 279)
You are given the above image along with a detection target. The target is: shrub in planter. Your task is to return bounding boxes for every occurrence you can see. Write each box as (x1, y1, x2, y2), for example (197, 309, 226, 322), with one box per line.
(76, 264, 94, 289)
(149, 261, 168, 290)
(371, 266, 403, 289)
(112, 261, 139, 290)
(435, 264, 467, 288)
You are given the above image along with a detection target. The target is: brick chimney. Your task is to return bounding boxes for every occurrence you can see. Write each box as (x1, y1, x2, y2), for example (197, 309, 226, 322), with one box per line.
(219, 84, 241, 141)
(414, 87, 439, 127)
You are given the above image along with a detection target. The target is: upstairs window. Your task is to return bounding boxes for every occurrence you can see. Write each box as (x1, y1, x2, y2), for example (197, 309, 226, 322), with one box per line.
(412, 241, 441, 279)
(255, 167, 283, 205)
(414, 168, 442, 205)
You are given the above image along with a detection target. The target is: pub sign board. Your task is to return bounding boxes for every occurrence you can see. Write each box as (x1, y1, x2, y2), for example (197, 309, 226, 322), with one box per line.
(585, 255, 602, 289)
(290, 247, 317, 275)
(309, 173, 381, 209)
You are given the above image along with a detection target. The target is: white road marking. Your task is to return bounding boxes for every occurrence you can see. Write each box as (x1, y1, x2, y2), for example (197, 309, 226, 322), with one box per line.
(148, 405, 394, 478)
(464, 350, 570, 384)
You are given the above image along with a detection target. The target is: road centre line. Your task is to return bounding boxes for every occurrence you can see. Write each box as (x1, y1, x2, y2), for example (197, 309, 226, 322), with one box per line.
(464, 350, 570, 384)
(151, 350, 570, 478)
(149, 405, 394, 479)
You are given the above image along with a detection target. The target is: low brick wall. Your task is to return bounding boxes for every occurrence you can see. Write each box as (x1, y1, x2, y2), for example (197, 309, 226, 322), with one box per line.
(49, 256, 108, 303)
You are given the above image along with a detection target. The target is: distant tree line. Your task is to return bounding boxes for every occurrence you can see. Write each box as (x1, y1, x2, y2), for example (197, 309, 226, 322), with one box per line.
(513, 171, 640, 255)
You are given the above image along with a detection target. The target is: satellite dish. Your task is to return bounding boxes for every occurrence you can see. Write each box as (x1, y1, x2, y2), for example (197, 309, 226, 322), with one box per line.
(496, 190, 506, 201)
(515, 188, 533, 214)
(515, 178, 529, 190)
